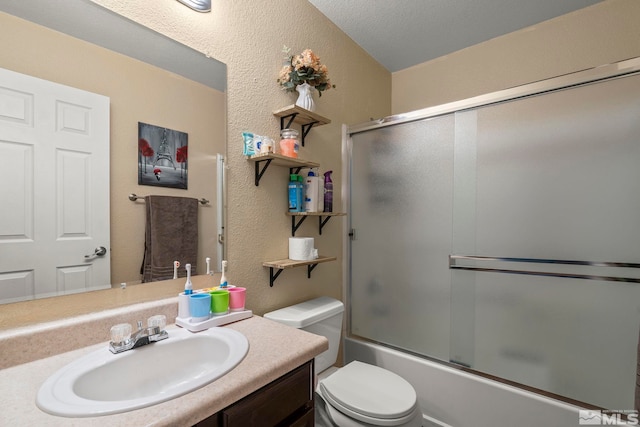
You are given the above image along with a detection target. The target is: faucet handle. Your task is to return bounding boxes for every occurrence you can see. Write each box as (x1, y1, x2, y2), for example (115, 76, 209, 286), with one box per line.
(110, 323, 132, 345)
(148, 315, 167, 331)
(137, 320, 143, 330)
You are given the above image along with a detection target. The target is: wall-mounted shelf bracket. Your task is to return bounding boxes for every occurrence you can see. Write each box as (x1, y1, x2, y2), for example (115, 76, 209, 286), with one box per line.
(268, 267, 284, 287)
(319, 215, 332, 235)
(286, 212, 346, 236)
(248, 153, 319, 186)
(266, 263, 316, 287)
(289, 167, 303, 175)
(278, 113, 317, 146)
(263, 256, 337, 287)
(254, 158, 272, 186)
(307, 263, 319, 278)
(273, 105, 331, 147)
(291, 214, 307, 235)
(280, 114, 296, 131)
(299, 122, 319, 146)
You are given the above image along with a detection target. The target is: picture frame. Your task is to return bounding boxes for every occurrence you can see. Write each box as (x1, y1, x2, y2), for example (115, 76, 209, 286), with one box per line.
(138, 122, 188, 189)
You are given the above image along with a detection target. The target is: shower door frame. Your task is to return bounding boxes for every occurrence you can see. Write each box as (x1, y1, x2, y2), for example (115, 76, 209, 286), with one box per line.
(343, 56, 640, 407)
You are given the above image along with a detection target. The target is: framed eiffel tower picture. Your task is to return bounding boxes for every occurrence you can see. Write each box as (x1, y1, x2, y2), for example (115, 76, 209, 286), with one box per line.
(138, 122, 188, 189)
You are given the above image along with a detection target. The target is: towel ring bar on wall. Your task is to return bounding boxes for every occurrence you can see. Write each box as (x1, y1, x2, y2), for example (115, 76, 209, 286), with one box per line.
(128, 193, 209, 205)
(449, 255, 640, 284)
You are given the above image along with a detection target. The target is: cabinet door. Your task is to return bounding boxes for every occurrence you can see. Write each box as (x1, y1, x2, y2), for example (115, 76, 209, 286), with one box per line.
(221, 360, 313, 426)
(287, 407, 314, 427)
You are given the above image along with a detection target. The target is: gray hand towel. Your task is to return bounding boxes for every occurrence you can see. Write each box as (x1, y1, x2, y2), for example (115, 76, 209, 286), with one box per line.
(141, 195, 198, 282)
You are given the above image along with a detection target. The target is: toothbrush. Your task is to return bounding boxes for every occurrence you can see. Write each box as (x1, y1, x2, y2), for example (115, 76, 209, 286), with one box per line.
(173, 260, 180, 280)
(206, 257, 211, 275)
(220, 260, 228, 288)
(184, 263, 193, 295)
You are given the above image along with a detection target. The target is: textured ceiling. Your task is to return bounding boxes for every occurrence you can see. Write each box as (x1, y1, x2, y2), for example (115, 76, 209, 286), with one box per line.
(308, 0, 603, 72)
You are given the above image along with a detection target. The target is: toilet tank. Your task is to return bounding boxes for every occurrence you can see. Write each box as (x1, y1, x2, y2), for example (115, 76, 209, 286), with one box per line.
(263, 296, 344, 373)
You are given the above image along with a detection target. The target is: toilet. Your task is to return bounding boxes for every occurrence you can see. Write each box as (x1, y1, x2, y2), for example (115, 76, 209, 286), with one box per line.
(264, 297, 422, 427)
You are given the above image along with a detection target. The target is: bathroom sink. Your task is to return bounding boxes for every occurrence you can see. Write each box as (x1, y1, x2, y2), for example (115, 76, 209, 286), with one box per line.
(36, 326, 249, 417)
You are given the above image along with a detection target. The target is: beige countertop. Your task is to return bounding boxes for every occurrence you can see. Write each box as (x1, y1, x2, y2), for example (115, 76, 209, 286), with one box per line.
(0, 315, 328, 426)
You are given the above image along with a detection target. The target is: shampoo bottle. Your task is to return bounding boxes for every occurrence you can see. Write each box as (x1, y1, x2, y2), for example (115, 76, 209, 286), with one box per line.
(323, 171, 333, 212)
(296, 175, 305, 213)
(304, 169, 319, 212)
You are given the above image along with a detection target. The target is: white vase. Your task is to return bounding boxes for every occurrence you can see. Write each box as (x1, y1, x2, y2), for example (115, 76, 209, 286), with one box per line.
(295, 82, 315, 112)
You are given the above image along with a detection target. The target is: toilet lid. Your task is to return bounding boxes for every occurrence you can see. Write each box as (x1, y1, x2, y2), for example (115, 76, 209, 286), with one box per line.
(318, 361, 417, 423)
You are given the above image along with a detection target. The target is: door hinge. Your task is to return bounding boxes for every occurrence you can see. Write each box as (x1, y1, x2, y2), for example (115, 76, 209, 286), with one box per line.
(349, 228, 356, 240)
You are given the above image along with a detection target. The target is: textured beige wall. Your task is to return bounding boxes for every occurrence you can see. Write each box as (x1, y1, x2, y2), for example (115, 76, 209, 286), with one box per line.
(5, 0, 636, 322)
(392, 0, 640, 114)
(0, 12, 225, 286)
(91, 0, 392, 315)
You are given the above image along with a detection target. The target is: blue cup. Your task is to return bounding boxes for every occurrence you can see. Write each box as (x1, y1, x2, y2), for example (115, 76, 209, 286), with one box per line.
(189, 293, 211, 322)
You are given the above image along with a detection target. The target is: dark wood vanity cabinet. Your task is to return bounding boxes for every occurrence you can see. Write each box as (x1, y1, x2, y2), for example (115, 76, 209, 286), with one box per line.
(194, 360, 315, 427)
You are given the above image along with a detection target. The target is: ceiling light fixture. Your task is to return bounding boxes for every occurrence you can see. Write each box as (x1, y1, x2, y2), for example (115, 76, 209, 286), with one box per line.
(176, 0, 211, 13)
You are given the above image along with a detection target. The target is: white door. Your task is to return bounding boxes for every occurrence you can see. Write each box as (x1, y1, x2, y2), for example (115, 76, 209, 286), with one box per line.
(0, 67, 110, 303)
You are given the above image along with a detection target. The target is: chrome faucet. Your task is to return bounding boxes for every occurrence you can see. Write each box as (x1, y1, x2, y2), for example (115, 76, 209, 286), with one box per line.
(109, 320, 168, 354)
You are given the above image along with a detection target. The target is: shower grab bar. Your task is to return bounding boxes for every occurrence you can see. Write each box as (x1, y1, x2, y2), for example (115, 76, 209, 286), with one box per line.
(128, 193, 209, 205)
(448, 255, 640, 284)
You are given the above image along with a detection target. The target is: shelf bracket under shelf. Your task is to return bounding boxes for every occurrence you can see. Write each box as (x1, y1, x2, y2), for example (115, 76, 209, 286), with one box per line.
(289, 213, 337, 236)
(280, 113, 297, 131)
(268, 267, 284, 287)
(268, 263, 319, 287)
(289, 166, 304, 175)
(291, 215, 307, 236)
(300, 122, 319, 147)
(254, 158, 273, 186)
(278, 112, 318, 147)
(307, 263, 318, 278)
(319, 215, 333, 235)
(269, 263, 318, 288)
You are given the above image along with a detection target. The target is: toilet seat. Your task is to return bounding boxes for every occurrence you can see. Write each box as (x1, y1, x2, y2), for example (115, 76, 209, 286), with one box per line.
(318, 361, 418, 426)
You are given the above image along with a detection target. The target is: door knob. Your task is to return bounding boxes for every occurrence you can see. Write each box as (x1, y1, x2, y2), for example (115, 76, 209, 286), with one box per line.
(85, 246, 107, 259)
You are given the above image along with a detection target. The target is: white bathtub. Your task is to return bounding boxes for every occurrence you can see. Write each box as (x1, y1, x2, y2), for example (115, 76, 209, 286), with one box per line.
(344, 337, 584, 427)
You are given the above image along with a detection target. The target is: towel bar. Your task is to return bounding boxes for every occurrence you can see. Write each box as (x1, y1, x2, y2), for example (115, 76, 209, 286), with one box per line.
(128, 193, 209, 205)
(449, 255, 640, 284)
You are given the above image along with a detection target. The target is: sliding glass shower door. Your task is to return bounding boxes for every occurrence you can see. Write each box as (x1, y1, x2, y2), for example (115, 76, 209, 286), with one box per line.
(349, 116, 455, 361)
(347, 59, 640, 409)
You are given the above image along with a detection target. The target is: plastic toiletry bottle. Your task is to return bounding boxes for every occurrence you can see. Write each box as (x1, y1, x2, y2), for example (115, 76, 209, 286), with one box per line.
(220, 260, 228, 288)
(317, 169, 324, 212)
(297, 175, 305, 212)
(304, 169, 319, 212)
(323, 170, 333, 212)
(184, 263, 193, 295)
(288, 174, 300, 212)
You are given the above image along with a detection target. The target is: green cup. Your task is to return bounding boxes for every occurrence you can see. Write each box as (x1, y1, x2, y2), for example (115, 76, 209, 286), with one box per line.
(209, 290, 229, 315)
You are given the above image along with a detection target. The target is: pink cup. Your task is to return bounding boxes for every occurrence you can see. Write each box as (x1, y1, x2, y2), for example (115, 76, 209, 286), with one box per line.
(228, 287, 246, 311)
